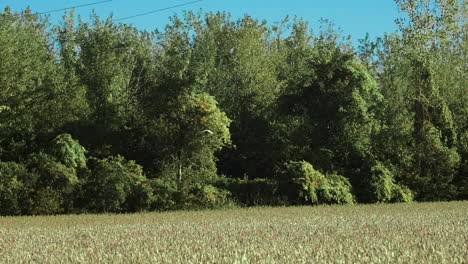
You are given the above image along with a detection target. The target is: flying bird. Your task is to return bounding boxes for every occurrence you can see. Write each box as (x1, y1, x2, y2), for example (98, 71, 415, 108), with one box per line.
(202, 129, 214, 135)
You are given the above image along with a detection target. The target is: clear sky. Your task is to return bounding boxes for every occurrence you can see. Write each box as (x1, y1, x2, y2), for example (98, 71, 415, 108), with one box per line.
(1, 0, 402, 43)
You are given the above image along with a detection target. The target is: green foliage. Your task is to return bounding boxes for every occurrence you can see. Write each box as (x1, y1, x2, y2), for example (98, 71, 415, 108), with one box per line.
(27, 153, 79, 189)
(28, 187, 64, 215)
(0, 5, 465, 215)
(318, 173, 356, 205)
(25, 152, 80, 214)
(83, 156, 148, 213)
(147, 178, 181, 211)
(49, 134, 87, 169)
(0, 161, 27, 215)
(455, 160, 468, 200)
(369, 162, 396, 203)
(125, 179, 155, 212)
(369, 162, 413, 203)
(186, 184, 232, 209)
(160, 12, 284, 180)
(0, 159, 75, 216)
(374, 0, 465, 201)
(280, 161, 356, 205)
(76, 16, 149, 131)
(391, 185, 414, 203)
(0, 9, 89, 163)
(149, 92, 231, 182)
(278, 33, 383, 189)
(146, 179, 233, 211)
(280, 161, 326, 205)
(214, 177, 285, 206)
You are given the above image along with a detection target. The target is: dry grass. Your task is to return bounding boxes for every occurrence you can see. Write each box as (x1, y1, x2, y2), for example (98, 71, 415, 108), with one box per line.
(0, 202, 466, 263)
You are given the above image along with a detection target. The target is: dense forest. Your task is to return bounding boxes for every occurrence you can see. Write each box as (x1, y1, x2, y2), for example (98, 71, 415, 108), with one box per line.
(0, 0, 466, 215)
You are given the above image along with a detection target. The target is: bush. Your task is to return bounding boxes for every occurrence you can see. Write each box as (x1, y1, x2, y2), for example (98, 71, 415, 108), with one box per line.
(214, 177, 285, 206)
(369, 161, 413, 203)
(26, 152, 80, 214)
(0, 161, 28, 215)
(391, 185, 414, 203)
(27, 153, 79, 191)
(278, 161, 356, 206)
(279, 161, 327, 205)
(318, 173, 355, 205)
(28, 187, 64, 215)
(82, 156, 149, 213)
(369, 162, 394, 203)
(186, 183, 232, 209)
(125, 179, 155, 212)
(454, 158, 467, 200)
(146, 178, 234, 211)
(48, 134, 87, 169)
(146, 178, 180, 211)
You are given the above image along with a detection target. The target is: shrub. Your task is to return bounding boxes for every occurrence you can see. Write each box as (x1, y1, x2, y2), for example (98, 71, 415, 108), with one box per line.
(26, 152, 80, 214)
(27, 153, 79, 191)
(48, 134, 87, 169)
(0, 161, 27, 215)
(279, 161, 326, 205)
(146, 178, 233, 211)
(391, 185, 414, 203)
(278, 161, 356, 206)
(214, 177, 285, 206)
(147, 178, 181, 211)
(369, 161, 413, 203)
(369, 162, 395, 203)
(125, 179, 155, 212)
(28, 187, 64, 215)
(83, 156, 149, 213)
(454, 158, 467, 200)
(318, 173, 355, 205)
(186, 183, 232, 209)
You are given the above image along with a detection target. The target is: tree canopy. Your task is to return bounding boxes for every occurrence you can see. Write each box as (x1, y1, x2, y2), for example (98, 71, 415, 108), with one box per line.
(0, 0, 466, 215)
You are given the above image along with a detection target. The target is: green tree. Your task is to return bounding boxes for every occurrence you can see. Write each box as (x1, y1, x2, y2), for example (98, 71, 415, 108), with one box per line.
(148, 13, 282, 179)
(279, 35, 383, 201)
(375, 0, 464, 200)
(148, 92, 231, 182)
(75, 14, 156, 156)
(0, 8, 88, 162)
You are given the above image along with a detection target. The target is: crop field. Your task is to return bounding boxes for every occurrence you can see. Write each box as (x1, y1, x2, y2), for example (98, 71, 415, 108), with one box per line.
(0, 202, 466, 263)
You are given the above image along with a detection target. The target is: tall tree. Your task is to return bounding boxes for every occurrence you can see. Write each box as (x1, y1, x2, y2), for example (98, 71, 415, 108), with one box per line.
(75, 14, 155, 155)
(194, 14, 282, 179)
(0, 8, 85, 160)
(375, 0, 465, 200)
(277, 21, 385, 201)
(150, 92, 231, 182)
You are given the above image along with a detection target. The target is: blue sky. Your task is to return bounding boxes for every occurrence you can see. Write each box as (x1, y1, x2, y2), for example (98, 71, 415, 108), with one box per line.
(2, 0, 401, 42)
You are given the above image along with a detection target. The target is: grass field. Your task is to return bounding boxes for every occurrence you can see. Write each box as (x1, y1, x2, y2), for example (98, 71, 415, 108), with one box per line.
(0, 202, 466, 263)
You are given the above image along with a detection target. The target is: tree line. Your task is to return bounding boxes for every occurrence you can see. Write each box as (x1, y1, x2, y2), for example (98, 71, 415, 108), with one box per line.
(0, 0, 466, 215)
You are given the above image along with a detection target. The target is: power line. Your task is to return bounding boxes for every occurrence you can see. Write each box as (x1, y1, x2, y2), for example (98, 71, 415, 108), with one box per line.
(35, 0, 113, 15)
(115, 0, 204, 22)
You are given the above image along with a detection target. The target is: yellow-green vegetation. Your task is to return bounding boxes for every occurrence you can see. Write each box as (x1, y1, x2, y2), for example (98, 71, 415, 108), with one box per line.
(0, 202, 466, 263)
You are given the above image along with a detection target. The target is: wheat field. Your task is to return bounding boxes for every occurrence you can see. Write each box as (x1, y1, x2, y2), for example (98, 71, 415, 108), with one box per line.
(0, 202, 466, 263)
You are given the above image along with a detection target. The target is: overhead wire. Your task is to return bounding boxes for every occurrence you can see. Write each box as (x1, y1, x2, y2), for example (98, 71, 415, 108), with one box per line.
(35, 0, 113, 15)
(114, 0, 204, 21)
